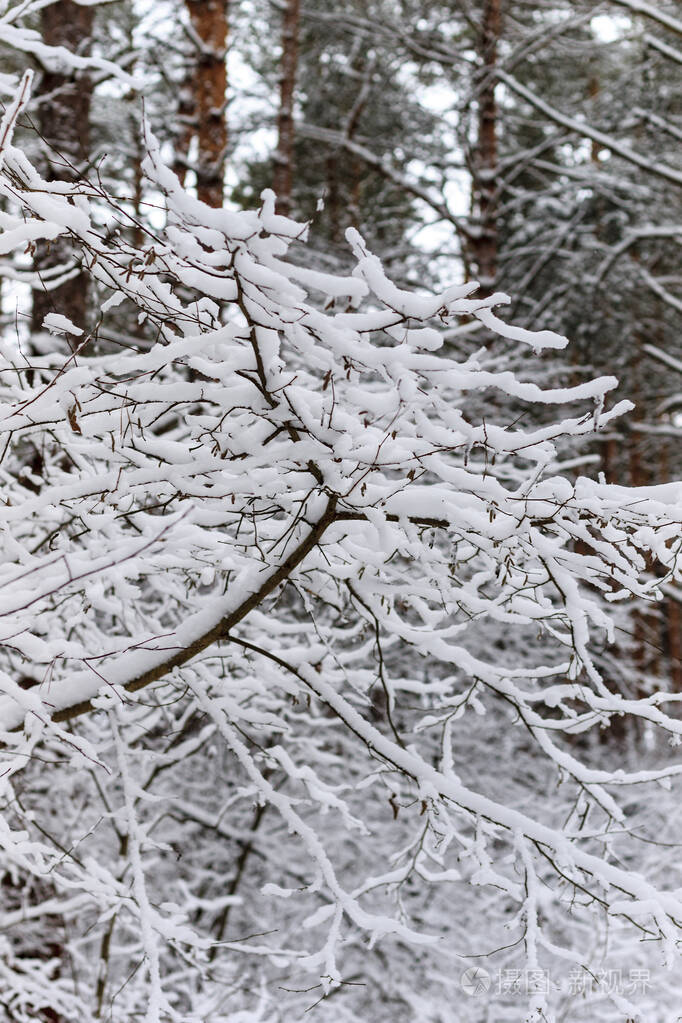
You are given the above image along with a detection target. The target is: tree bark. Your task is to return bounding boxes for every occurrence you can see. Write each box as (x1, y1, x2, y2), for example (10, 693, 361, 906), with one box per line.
(184, 0, 229, 208)
(273, 0, 301, 215)
(31, 0, 94, 337)
(470, 0, 501, 292)
(668, 594, 682, 692)
(628, 340, 666, 695)
(655, 437, 682, 691)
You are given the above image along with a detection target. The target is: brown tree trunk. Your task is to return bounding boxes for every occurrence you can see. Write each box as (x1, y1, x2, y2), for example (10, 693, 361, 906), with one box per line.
(588, 76, 601, 164)
(31, 0, 94, 338)
(668, 594, 682, 692)
(655, 438, 682, 692)
(326, 152, 342, 243)
(273, 0, 300, 215)
(470, 0, 501, 292)
(184, 0, 229, 208)
(628, 344, 648, 690)
(628, 340, 664, 693)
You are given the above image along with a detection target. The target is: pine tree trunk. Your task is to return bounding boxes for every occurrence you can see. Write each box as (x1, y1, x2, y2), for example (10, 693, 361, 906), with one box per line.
(184, 0, 228, 208)
(668, 594, 682, 693)
(628, 341, 664, 695)
(471, 0, 501, 292)
(655, 438, 682, 691)
(273, 0, 300, 215)
(31, 0, 94, 337)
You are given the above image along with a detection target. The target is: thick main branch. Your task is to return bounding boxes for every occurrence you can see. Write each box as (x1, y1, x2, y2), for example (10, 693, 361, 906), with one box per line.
(46, 496, 338, 725)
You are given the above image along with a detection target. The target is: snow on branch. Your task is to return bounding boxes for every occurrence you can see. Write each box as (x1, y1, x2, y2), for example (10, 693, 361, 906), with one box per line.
(0, 83, 680, 1021)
